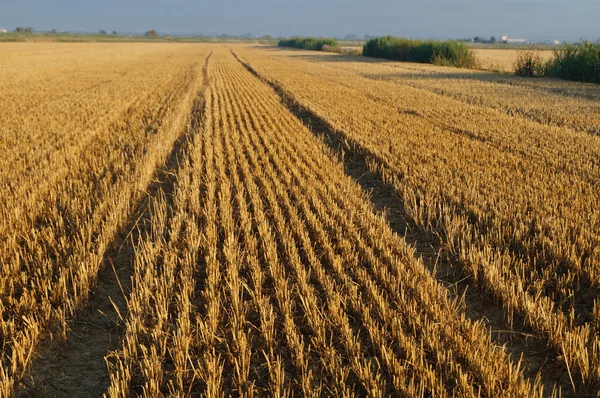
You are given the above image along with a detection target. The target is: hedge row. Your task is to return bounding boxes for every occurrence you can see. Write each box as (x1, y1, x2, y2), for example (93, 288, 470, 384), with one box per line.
(278, 37, 339, 51)
(547, 42, 600, 84)
(362, 36, 479, 68)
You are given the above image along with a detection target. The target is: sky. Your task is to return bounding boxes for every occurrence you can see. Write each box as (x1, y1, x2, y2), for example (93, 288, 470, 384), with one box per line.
(2, 0, 599, 40)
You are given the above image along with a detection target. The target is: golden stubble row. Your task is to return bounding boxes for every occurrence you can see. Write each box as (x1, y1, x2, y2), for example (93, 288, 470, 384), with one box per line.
(105, 49, 544, 397)
(0, 44, 210, 395)
(234, 46, 600, 391)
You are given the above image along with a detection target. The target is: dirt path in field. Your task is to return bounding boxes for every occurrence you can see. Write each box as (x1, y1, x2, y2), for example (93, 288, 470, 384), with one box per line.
(17, 53, 211, 398)
(232, 50, 572, 397)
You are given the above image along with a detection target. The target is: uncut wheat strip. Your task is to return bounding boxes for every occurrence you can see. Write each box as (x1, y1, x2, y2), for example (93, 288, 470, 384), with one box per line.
(214, 80, 257, 396)
(221, 54, 368, 396)
(207, 68, 249, 395)
(192, 82, 226, 398)
(226, 50, 404, 382)
(224, 81, 384, 396)
(193, 57, 264, 396)
(210, 54, 315, 396)
(220, 93, 298, 396)
(210, 57, 283, 394)
(230, 85, 423, 397)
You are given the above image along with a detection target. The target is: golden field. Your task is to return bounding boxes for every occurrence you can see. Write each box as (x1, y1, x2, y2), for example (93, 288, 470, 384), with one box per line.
(1, 43, 600, 397)
(473, 48, 555, 71)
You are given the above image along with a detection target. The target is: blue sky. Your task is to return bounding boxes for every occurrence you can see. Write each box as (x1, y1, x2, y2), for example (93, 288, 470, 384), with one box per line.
(2, 0, 598, 40)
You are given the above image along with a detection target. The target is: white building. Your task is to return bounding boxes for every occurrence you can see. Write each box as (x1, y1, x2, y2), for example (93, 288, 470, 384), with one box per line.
(501, 35, 528, 44)
(0, 29, 7, 34)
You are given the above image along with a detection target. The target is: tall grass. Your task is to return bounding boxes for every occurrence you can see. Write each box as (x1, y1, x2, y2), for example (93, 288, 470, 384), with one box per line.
(278, 37, 339, 51)
(362, 36, 479, 68)
(546, 42, 600, 84)
(514, 42, 600, 84)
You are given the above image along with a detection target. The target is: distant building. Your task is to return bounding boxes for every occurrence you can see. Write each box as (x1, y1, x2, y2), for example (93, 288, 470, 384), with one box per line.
(553, 40, 561, 45)
(0, 29, 7, 34)
(501, 35, 528, 44)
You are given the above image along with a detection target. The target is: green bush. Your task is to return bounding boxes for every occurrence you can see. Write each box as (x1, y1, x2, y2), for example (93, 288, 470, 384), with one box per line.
(278, 37, 339, 51)
(512, 42, 600, 84)
(545, 42, 600, 84)
(362, 36, 478, 68)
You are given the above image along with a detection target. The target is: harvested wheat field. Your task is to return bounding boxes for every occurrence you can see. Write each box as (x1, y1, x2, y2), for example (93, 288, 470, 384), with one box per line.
(1, 43, 600, 397)
(473, 48, 555, 72)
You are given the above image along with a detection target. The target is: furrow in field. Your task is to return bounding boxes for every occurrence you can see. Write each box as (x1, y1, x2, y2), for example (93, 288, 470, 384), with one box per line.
(234, 46, 600, 394)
